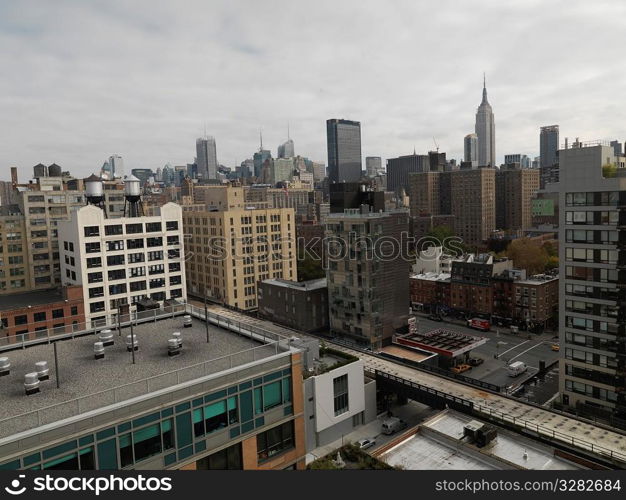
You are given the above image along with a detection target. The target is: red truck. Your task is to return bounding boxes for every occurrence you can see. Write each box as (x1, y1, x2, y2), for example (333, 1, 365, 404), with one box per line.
(467, 318, 491, 332)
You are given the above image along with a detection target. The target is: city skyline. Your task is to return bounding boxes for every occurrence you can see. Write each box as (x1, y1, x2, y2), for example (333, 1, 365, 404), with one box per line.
(2, 1, 626, 179)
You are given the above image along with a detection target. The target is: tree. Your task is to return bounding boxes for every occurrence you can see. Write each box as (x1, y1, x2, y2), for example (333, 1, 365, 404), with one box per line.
(505, 238, 549, 275)
(297, 251, 325, 281)
(423, 225, 469, 256)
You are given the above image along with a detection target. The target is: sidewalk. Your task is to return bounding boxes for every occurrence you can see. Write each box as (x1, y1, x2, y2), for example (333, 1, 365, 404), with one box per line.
(305, 401, 438, 464)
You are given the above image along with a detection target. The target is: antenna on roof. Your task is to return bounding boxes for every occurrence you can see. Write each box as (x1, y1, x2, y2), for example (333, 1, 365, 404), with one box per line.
(259, 128, 263, 151)
(287, 122, 290, 141)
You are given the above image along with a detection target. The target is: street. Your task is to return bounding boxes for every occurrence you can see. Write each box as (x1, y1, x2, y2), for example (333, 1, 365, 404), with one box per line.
(414, 315, 560, 392)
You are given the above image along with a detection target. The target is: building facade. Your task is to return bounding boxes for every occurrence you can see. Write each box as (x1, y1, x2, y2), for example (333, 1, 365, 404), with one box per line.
(184, 207, 297, 311)
(326, 119, 362, 183)
(386, 153, 430, 196)
(450, 168, 496, 244)
(558, 143, 626, 419)
(58, 203, 186, 326)
(325, 208, 409, 349)
(464, 133, 478, 166)
(495, 166, 540, 231)
(257, 278, 328, 332)
(196, 137, 218, 181)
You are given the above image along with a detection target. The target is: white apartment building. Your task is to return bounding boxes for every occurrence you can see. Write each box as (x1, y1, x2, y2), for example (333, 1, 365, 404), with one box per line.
(58, 202, 186, 326)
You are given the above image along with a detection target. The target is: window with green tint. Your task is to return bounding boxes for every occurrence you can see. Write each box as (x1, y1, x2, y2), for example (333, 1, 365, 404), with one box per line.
(282, 377, 291, 403)
(43, 440, 78, 459)
(0, 460, 20, 470)
(97, 439, 118, 470)
(133, 423, 162, 462)
(193, 408, 204, 437)
(119, 433, 133, 467)
(204, 400, 227, 434)
(227, 396, 238, 424)
(239, 391, 253, 422)
(44, 452, 78, 470)
(254, 387, 263, 415)
(176, 413, 192, 448)
(263, 381, 281, 411)
(23, 453, 41, 467)
(162, 419, 174, 450)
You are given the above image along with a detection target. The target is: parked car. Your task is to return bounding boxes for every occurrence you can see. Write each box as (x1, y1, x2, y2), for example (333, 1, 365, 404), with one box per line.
(467, 318, 491, 332)
(468, 357, 484, 367)
(451, 364, 472, 374)
(428, 314, 443, 322)
(551, 343, 560, 351)
(510, 325, 519, 334)
(357, 438, 377, 450)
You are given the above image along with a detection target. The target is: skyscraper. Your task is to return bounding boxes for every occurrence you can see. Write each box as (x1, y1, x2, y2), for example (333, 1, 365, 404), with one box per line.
(108, 155, 124, 178)
(463, 133, 478, 166)
(386, 152, 430, 195)
(475, 75, 495, 167)
(365, 156, 382, 177)
(540, 125, 559, 188)
(326, 119, 362, 183)
(278, 139, 295, 158)
(196, 136, 218, 180)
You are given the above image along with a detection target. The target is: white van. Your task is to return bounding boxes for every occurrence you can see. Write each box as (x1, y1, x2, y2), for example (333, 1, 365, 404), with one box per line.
(381, 417, 408, 435)
(507, 361, 527, 377)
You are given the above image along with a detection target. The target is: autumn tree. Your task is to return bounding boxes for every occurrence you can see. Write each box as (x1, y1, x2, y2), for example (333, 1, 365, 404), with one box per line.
(505, 238, 549, 275)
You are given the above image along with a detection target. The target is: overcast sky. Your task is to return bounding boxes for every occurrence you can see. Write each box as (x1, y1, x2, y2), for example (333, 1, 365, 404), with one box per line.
(2, 0, 626, 180)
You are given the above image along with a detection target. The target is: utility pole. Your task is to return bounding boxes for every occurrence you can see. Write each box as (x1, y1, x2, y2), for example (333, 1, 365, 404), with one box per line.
(130, 320, 136, 365)
(204, 292, 210, 343)
(53, 342, 60, 389)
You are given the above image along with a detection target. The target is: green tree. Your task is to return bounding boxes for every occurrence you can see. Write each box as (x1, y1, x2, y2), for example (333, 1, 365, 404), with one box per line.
(297, 252, 325, 281)
(505, 238, 549, 275)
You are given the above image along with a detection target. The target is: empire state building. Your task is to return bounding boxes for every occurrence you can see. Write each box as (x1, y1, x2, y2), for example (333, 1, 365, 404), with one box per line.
(475, 75, 495, 167)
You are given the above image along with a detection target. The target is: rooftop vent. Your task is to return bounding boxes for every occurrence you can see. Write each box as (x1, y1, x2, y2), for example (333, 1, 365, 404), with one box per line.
(35, 361, 49, 381)
(126, 335, 139, 352)
(99, 329, 114, 347)
(24, 373, 40, 395)
(172, 331, 182, 348)
(168, 338, 181, 357)
(94, 342, 105, 360)
(183, 315, 192, 328)
(0, 357, 10, 377)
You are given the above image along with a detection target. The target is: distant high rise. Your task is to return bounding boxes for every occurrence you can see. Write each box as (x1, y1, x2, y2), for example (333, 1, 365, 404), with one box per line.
(365, 156, 382, 177)
(196, 136, 218, 180)
(278, 139, 295, 159)
(540, 125, 559, 188)
(495, 165, 540, 231)
(610, 140, 623, 157)
(504, 153, 531, 168)
(475, 75, 496, 167)
(108, 155, 124, 178)
(386, 153, 430, 195)
(327, 119, 362, 183)
(464, 133, 478, 166)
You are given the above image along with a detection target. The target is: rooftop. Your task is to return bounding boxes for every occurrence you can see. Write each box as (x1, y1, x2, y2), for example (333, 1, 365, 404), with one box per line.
(394, 328, 487, 358)
(410, 272, 451, 282)
(516, 273, 559, 285)
(0, 311, 283, 439)
(0, 289, 68, 312)
(381, 410, 583, 470)
(262, 278, 327, 291)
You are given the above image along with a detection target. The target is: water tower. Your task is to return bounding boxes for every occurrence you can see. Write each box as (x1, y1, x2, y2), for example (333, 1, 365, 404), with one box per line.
(123, 174, 144, 217)
(84, 174, 106, 215)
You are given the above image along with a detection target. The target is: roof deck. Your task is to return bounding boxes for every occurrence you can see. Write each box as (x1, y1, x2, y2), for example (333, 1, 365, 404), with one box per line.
(394, 328, 487, 358)
(0, 307, 289, 439)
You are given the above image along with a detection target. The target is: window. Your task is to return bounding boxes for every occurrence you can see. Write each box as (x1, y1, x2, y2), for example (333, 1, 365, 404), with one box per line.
(52, 309, 64, 319)
(85, 242, 101, 253)
(84, 226, 99, 237)
(256, 421, 294, 462)
(333, 374, 349, 416)
(107, 255, 125, 266)
(127, 239, 144, 249)
(34, 311, 46, 322)
(104, 225, 123, 236)
(166, 221, 178, 231)
(108, 269, 126, 281)
(262, 381, 282, 411)
(106, 240, 124, 251)
(147, 237, 162, 247)
(87, 257, 102, 269)
(126, 223, 143, 234)
(88, 272, 103, 283)
(71, 306, 78, 315)
(14, 314, 27, 325)
(196, 443, 242, 470)
(146, 222, 162, 232)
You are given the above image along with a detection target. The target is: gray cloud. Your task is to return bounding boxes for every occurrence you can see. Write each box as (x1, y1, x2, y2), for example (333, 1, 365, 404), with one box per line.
(2, 0, 626, 180)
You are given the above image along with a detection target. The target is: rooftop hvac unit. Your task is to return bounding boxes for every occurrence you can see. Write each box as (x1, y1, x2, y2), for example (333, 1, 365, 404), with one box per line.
(94, 342, 105, 360)
(126, 335, 139, 352)
(35, 361, 49, 381)
(0, 357, 10, 377)
(463, 420, 497, 448)
(24, 372, 40, 395)
(172, 331, 182, 348)
(168, 338, 181, 357)
(99, 329, 114, 347)
(183, 315, 192, 328)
